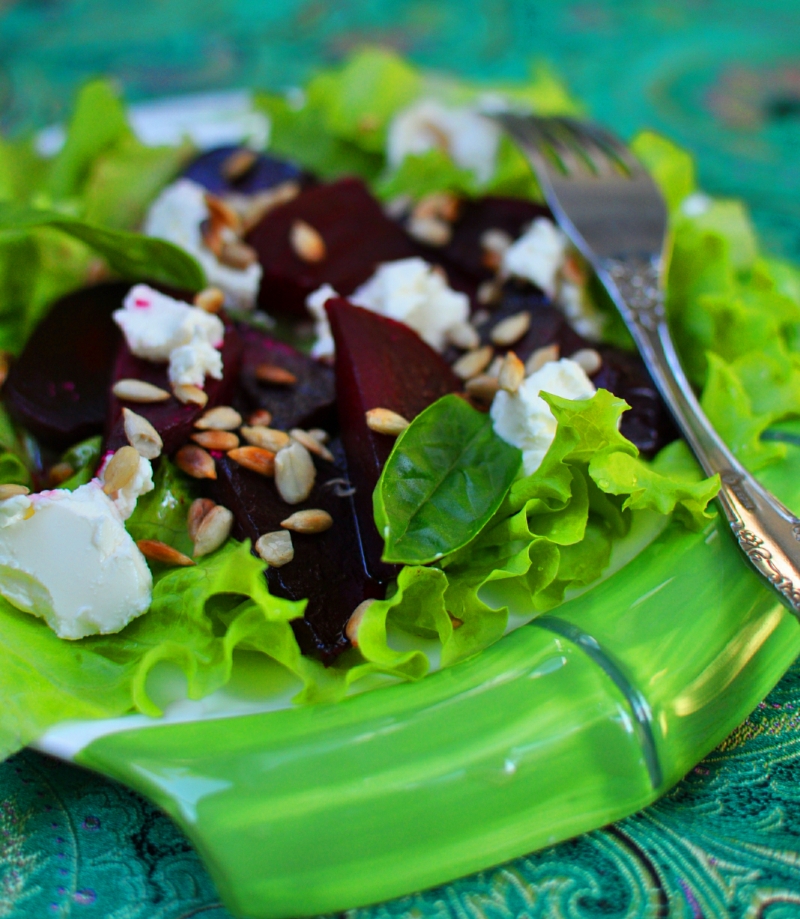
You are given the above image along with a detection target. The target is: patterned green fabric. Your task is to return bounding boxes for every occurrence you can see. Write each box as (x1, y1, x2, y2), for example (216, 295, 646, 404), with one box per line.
(2, 0, 800, 916)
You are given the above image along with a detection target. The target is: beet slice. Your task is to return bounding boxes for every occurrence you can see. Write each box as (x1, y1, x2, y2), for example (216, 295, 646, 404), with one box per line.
(209, 442, 383, 660)
(246, 177, 418, 318)
(4, 282, 126, 449)
(105, 320, 243, 456)
(235, 324, 336, 432)
(183, 145, 309, 196)
(326, 297, 461, 579)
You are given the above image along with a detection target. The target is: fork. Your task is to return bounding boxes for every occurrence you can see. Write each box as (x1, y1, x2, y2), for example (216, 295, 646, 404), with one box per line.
(495, 114, 800, 617)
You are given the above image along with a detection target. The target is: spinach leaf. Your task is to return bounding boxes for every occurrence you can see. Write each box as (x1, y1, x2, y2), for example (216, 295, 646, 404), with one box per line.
(0, 203, 205, 291)
(374, 394, 521, 565)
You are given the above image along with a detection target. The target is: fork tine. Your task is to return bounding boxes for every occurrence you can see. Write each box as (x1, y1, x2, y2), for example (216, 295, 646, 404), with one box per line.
(535, 118, 595, 178)
(567, 119, 647, 178)
(551, 118, 619, 178)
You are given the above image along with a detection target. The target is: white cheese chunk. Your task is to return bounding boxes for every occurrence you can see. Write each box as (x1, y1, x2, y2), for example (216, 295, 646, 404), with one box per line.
(387, 99, 500, 184)
(168, 334, 224, 388)
(0, 483, 153, 640)
(99, 453, 155, 521)
(306, 258, 469, 358)
(502, 218, 568, 297)
(491, 358, 596, 475)
(144, 178, 263, 311)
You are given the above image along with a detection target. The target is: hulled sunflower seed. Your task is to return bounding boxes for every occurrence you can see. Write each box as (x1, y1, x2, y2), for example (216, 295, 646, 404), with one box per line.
(290, 219, 326, 262)
(464, 374, 500, 403)
(406, 215, 451, 247)
(221, 147, 258, 182)
(188, 498, 217, 542)
(452, 344, 494, 380)
(476, 279, 502, 306)
(274, 441, 316, 504)
(193, 287, 226, 314)
(227, 446, 276, 476)
(191, 430, 240, 451)
(255, 363, 297, 386)
(102, 446, 141, 495)
(255, 530, 294, 567)
(446, 321, 481, 351)
(345, 599, 374, 647)
(240, 181, 300, 232)
(525, 343, 560, 375)
(122, 408, 163, 460)
(240, 425, 291, 452)
(490, 311, 531, 347)
(175, 444, 217, 479)
(497, 351, 525, 394)
(193, 505, 234, 557)
(365, 408, 410, 436)
(248, 409, 273, 427)
(570, 347, 603, 376)
(136, 539, 195, 567)
(219, 239, 258, 269)
(195, 405, 243, 431)
(112, 379, 171, 403)
(412, 192, 460, 223)
(173, 384, 208, 407)
(0, 483, 30, 500)
(307, 428, 330, 444)
(204, 192, 241, 233)
(280, 508, 333, 534)
(290, 428, 334, 462)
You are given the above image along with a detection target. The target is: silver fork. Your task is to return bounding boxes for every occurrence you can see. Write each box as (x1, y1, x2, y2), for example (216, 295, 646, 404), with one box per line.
(495, 113, 800, 617)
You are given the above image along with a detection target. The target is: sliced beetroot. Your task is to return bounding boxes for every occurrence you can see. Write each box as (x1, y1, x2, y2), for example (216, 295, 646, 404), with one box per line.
(183, 145, 309, 196)
(326, 297, 461, 579)
(105, 320, 243, 456)
(209, 442, 383, 660)
(4, 282, 126, 449)
(235, 324, 336, 431)
(246, 177, 418, 318)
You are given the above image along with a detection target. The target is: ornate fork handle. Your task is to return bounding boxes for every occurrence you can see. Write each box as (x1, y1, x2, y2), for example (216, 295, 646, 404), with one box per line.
(598, 254, 800, 616)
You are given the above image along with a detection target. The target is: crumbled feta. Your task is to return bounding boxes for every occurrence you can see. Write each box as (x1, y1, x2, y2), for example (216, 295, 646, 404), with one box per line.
(144, 178, 263, 310)
(113, 285, 225, 389)
(502, 218, 568, 297)
(306, 284, 339, 358)
(0, 483, 152, 640)
(557, 279, 605, 342)
(387, 99, 501, 185)
(491, 358, 596, 475)
(99, 453, 155, 520)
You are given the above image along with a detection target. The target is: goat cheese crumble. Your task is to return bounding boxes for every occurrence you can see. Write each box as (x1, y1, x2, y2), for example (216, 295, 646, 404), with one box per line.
(491, 358, 596, 475)
(501, 217, 567, 297)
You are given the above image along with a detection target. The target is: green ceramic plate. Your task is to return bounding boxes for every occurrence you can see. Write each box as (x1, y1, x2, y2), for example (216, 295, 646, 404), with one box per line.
(31, 93, 800, 919)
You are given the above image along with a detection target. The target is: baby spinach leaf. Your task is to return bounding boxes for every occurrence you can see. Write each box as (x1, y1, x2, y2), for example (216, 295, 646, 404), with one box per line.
(374, 394, 521, 565)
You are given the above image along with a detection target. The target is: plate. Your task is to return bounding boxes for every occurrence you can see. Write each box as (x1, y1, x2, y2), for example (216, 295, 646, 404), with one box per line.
(30, 93, 800, 919)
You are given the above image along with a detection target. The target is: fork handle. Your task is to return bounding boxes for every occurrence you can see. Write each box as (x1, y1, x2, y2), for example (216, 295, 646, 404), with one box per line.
(599, 254, 800, 616)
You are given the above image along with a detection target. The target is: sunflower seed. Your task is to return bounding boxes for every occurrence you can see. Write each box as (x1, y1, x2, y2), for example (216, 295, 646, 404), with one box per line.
(136, 539, 195, 567)
(345, 599, 374, 647)
(406, 215, 451, 247)
(240, 182, 300, 232)
(219, 240, 258, 269)
(221, 147, 258, 182)
(175, 444, 217, 479)
(476, 279, 502, 306)
(490, 311, 531, 347)
(452, 344, 494, 380)
(255, 363, 297, 385)
(227, 445, 276, 476)
(307, 428, 330, 444)
(102, 446, 141, 494)
(412, 192, 460, 223)
(193, 505, 234, 557)
(173, 384, 208, 407)
(497, 351, 525, 394)
(464, 374, 500, 403)
(193, 287, 226, 314)
(240, 425, 291, 452)
(204, 192, 241, 233)
(255, 530, 294, 567)
(280, 508, 333, 534)
(480, 227, 513, 254)
(446, 321, 481, 351)
(570, 347, 602, 376)
(191, 430, 240, 451)
(290, 428, 334, 462)
(274, 441, 316, 504)
(195, 405, 243, 431)
(122, 408, 163, 460)
(290, 219, 326, 262)
(0, 484, 30, 500)
(525, 343, 560, 375)
(112, 379, 171, 403)
(187, 497, 217, 542)
(248, 409, 273, 427)
(365, 408, 410, 436)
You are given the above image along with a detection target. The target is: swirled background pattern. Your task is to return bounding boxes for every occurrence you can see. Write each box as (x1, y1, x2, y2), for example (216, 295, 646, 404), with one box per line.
(2, 0, 800, 916)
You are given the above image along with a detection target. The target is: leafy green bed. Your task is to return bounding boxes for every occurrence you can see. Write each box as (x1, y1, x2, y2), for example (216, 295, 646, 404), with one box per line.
(0, 49, 798, 761)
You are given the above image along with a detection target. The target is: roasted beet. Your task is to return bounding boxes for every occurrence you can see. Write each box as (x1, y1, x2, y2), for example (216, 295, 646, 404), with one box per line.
(235, 324, 336, 431)
(246, 177, 418, 318)
(105, 321, 243, 456)
(5, 283, 125, 449)
(183, 145, 309, 196)
(209, 441, 383, 660)
(326, 297, 461, 579)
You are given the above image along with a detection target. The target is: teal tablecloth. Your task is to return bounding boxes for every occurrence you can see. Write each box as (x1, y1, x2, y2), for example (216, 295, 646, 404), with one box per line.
(2, 1, 800, 916)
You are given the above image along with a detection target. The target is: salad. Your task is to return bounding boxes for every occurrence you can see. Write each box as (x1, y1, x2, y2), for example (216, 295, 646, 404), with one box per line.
(0, 48, 798, 763)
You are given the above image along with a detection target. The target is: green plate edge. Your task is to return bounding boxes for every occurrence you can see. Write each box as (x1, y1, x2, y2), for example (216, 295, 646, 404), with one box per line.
(76, 444, 800, 919)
